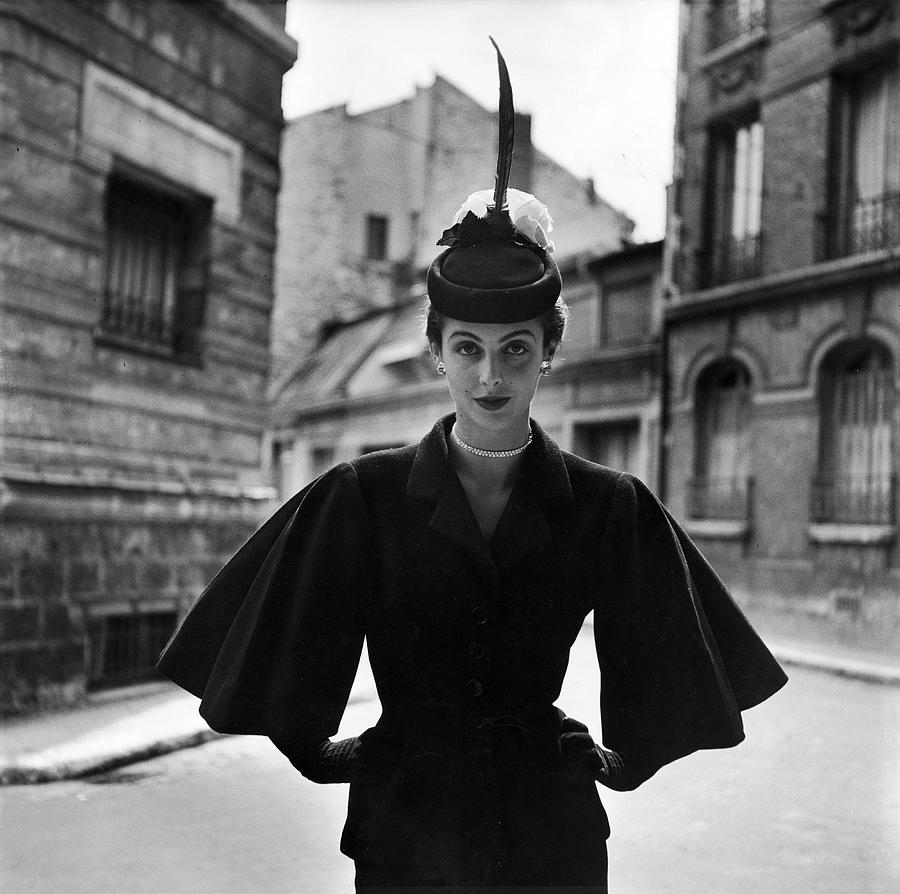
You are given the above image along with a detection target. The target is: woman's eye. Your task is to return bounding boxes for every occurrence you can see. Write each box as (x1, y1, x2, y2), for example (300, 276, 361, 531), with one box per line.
(504, 342, 529, 356)
(455, 342, 480, 356)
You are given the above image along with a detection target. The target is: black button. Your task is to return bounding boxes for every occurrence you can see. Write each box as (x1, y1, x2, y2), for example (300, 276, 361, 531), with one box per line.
(467, 641, 485, 659)
(466, 678, 484, 697)
(471, 607, 488, 625)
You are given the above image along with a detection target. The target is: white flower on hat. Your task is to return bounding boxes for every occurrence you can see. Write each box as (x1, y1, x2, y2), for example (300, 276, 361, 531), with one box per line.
(452, 188, 555, 252)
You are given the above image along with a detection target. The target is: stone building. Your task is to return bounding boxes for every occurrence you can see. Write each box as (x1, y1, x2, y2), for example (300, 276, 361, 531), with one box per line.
(664, 0, 899, 648)
(268, 240, 663, 504)
(272, 74, 633, 385)
(0, 0, 296, 710)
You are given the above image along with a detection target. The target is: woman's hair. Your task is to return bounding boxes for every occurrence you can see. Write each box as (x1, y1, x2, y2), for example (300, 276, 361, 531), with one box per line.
(424, 298, 569, 355)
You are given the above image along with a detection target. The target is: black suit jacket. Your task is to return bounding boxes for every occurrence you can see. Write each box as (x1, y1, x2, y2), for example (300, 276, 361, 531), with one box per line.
(158, 415, 786, 885)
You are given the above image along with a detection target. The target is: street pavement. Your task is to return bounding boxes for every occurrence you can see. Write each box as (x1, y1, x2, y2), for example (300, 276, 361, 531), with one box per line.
(2, 628, 899, 893)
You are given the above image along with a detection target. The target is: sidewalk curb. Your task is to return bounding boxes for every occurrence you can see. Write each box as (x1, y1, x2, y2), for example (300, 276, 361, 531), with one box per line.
(0, 727, 221, 786)
(0, 686, 379, 786)
(770, 645, 900, 686)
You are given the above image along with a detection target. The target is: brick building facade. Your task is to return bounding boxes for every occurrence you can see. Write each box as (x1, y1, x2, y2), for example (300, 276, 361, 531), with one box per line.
(272, 75, 633, 385)
(664, 0, 900, 648)
(0, 0, 296, 711)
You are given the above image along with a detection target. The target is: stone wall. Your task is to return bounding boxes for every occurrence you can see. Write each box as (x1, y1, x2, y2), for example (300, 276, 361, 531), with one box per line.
(0, 0, 295, 712)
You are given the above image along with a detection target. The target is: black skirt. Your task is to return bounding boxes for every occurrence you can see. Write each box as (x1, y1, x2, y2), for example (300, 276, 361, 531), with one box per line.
(354, 835, 608, 892)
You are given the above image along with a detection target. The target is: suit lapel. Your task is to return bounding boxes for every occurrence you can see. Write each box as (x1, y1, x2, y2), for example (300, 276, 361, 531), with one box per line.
(489, 477, 551, 569)
(406, 414, 575, 569)
(429, 472, 495, 567)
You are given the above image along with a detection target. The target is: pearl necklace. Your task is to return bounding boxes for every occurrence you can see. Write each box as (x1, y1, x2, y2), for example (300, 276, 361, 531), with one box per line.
(452, 426, 533, 459)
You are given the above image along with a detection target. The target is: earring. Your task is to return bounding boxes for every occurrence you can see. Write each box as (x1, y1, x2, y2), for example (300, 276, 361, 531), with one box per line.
(540, 359, 552, 376)
(435, 361, 446, 376)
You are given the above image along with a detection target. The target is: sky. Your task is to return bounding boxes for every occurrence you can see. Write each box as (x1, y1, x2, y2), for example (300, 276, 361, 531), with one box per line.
(282, 0, 680, 242)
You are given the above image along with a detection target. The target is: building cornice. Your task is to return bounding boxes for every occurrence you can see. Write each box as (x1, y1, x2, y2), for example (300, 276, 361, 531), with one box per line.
(215, 0, 298, 67)
(666, 249, 900, 322)
(555, 342, 661, 378)
(0, 1, 297, 67)
(699, 25, 768, 71)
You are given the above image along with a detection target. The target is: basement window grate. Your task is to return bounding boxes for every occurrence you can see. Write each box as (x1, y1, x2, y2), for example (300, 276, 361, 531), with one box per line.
(88, 611, 178, 690)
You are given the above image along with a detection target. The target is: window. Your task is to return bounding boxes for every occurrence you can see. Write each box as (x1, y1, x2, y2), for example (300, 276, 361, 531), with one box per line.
(408, 210, 420, 260)
(88, 611, 178, 689)
(572, 420, 640, 475)
(708, 0, 767, 49)
(706, 117, 764, 286)
(690, 361, 753, 519)
(366, 214, 389, 260)
(812, 340, 895, 524)
(601, 278, 653, 346)
(99, 172, 210, 358)
(271, 440, 295, 500)
(827, 63, 900, 257)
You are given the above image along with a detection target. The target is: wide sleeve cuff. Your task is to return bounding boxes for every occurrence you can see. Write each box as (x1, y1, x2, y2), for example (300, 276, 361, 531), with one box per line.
(594, 473, 787, 770)
(158, 463, 373, 740)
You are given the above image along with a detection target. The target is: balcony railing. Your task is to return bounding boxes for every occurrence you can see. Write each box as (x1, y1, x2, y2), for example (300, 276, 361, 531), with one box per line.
(817, 192, 900, 260)
(707, 0, 768, 50)
(809, 473, 896, 525)
(687, 475, 754, 520)
(704, 233, 763, 287)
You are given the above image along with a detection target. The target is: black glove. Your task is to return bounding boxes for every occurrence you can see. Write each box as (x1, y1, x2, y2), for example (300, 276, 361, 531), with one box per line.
(271, 736, 360, 784)
(558, 712, 653, 792)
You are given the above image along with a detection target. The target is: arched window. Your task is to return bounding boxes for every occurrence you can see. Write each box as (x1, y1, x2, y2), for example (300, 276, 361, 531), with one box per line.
(690, 360, 753, 519)
(813, 340, 896, 523)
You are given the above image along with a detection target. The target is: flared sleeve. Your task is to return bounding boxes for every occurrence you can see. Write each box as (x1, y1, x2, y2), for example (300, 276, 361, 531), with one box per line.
(157, 463, 372, 741)
(594, 473, 787, 773)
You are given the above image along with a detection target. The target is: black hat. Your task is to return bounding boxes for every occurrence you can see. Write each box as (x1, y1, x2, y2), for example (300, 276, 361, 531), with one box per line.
(426, 38, 562, 324)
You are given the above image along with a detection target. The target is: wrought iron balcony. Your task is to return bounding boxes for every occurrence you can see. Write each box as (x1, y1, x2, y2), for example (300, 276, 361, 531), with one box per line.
(817, 192, 900, 260)
(687, 475, 754, 520)
(703, 233, 763, 287)
(809, 473, 896, 525)
(707, 0, 768, 50)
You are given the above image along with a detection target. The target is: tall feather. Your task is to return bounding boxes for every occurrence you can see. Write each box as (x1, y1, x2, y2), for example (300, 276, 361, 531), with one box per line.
(489, 36, 514, 214)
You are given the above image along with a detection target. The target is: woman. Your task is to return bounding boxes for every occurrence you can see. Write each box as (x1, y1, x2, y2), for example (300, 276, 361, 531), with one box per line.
(158, 41, 787, 893)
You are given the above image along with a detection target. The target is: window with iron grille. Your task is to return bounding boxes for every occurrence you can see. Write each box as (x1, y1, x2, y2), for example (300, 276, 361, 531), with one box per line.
(99, 172, 210, 359)
(690, 361, 754, 519)
(366, 214, 389, 260)
(824, 62, 900, 259)
(704, 116, 764, 286)
(88, 611, 179, 690)
(812, 340, 896, 524)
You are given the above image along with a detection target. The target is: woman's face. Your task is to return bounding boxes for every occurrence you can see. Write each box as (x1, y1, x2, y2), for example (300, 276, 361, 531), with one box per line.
(435, 316, 550, 439)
